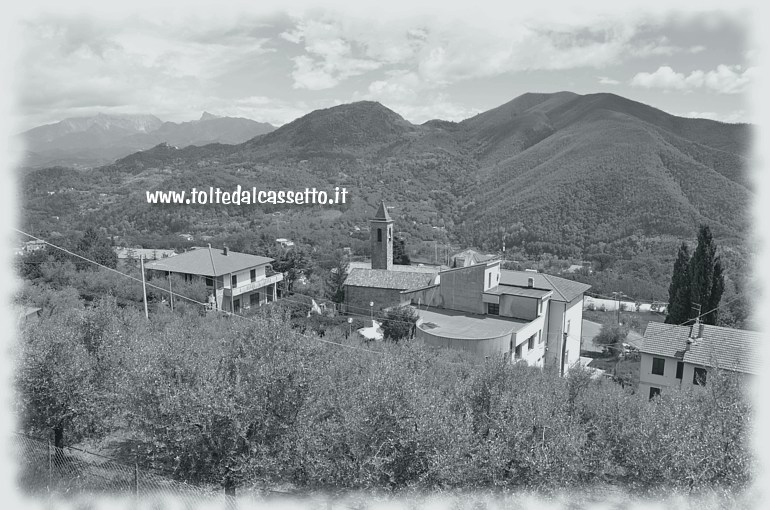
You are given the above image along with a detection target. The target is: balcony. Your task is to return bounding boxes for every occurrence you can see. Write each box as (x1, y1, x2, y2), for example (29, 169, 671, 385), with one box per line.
(224, 273, 283, 297)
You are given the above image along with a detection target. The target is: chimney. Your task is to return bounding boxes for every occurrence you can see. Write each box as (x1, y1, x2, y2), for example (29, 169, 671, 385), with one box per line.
(527, 277, 534, 288)
(223, 246, 228, 256)
(686, 317, 701, 350)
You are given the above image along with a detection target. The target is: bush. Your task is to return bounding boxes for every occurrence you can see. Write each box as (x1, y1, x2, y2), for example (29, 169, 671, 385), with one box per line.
(381, 306, 419, 342)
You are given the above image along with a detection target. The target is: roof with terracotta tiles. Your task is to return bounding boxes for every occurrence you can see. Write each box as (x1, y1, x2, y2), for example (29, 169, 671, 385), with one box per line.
(344, 268, 436, 290)
(640, 321, 762, 375)
(499, 270, 591, 302)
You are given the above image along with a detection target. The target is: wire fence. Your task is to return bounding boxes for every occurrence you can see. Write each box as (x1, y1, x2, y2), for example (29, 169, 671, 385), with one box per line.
(13, 432, 227, 507)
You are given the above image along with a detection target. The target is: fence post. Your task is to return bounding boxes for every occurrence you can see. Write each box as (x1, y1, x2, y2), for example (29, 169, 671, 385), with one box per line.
(47, 439, 52, 494)
(133, 462, 139, 498)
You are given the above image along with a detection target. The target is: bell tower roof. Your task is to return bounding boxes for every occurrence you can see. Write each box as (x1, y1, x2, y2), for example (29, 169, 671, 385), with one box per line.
(373, 201, 393, 222)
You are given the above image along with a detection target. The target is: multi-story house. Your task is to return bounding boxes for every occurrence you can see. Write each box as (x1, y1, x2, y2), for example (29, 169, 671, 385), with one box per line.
(638, 321, 759, 399)
(145, 246, 283, 313)
(410, 260, 590, 373)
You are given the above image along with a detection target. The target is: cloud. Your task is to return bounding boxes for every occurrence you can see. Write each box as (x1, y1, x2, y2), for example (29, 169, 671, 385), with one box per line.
(281, 19, 383, 90)
(677, 109, 749, 123)
(598, 76, 620, 85)
(630, 65, 755, 94)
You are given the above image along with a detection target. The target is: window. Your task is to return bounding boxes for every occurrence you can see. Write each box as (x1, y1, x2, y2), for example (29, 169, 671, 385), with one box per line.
(675, 361, 684, 380)
(488, 273, 492, 288)
(693, 367, 707, 386)
(515, 343, 522, 360)
(250, 269, 256, 282)
(388, 227, 392, 241)
(250, 293, 259, 307)
(487, 303, 499, 315)
(651, 357, 665, 376)
(649, 387, 661, 400)
(527, 334, 535, 350)
(377, 228, 382, 242)
(184, 274, 193, 283)
(205, 276, 214, 287)
(231, 274, 237, 287)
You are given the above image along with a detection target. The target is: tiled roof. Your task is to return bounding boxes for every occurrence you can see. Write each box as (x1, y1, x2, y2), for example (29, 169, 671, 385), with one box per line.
(145, 247, 272, 277)
(451, 249, 498, 267)
(373, 201, 393, 222)
(640, 322, 762, 375)
(499, 270, 591, 302)
(344, 268, 436, 290)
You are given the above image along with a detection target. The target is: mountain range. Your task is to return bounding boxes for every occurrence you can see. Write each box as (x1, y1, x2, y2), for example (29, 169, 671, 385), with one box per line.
(22, 92, 752, 260)
(18, 112, 276, 169)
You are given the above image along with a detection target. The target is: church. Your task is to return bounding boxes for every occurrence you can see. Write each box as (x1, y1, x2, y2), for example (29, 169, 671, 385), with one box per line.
(343, 200, 591, 372)
(343, 202, 440, 314)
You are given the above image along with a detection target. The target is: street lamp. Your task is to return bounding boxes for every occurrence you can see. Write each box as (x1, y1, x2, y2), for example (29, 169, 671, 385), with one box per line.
(348, 317, 353, 337)
(369, 301, 374, 325)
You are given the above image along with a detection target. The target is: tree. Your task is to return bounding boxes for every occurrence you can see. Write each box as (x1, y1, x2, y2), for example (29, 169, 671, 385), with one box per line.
(16, 309, 104, 448)
(75, 226, 118, 270)
(326, 250, 349, 303)
(271, 245, 313, 293)
(593, 323, 628, 356)
(665, 243, 691, 325)
(381, 306, 419, 342)
(690, 225, 724, 325)
(666, 226, 725, 326)
(393, 237, 411, 265)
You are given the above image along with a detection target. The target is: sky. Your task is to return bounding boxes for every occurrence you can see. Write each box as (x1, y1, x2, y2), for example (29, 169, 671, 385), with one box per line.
(8, 2, 759, 132)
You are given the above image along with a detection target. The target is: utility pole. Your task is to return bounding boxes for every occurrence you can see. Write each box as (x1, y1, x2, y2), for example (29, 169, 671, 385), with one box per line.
(560, 332, 568, 377)
(612, 291, 625, 325)
(208, 244, 219, 311)
(168, 272, 174, 311)
(140, 256, 149, 320)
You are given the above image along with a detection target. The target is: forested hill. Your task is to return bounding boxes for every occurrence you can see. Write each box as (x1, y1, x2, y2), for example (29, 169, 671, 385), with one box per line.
(21, 92, 752, 271)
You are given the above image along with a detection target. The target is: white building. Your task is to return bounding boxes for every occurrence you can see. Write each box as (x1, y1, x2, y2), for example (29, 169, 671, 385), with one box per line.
(638, 321, 759, 399)
(145, 246, 283, 313)
(408, 260, 590, 373)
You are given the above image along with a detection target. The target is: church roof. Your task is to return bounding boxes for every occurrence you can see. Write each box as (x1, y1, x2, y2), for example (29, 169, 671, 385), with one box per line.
(344, 268, 435, 290)
(372, 201, 393, 222)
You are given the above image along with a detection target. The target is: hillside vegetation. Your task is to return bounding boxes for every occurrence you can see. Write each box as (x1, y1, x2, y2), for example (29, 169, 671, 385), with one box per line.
(19, 92, 754, 324)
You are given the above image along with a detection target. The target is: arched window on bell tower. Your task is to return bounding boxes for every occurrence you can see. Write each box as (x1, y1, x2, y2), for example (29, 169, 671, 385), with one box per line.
(377, 228, 382, 242)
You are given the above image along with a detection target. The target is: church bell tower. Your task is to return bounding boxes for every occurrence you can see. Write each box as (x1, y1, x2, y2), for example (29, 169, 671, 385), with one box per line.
(370, 201, 393, 270)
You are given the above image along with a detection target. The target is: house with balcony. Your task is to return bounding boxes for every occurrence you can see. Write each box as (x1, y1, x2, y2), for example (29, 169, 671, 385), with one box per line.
(638, 321, 760, 399)
(145, 246, 283, 313)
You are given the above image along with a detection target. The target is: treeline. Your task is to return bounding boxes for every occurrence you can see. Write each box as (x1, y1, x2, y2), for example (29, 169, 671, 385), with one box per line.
(16, 298, 754, 496)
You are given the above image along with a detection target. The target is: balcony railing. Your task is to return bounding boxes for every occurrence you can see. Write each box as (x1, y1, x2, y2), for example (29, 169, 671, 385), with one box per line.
(224, 273, 284, 297)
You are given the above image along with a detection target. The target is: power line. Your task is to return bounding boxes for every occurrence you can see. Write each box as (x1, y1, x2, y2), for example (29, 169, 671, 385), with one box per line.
(15, 229, 474, 367)
(18, 228, 747, 368)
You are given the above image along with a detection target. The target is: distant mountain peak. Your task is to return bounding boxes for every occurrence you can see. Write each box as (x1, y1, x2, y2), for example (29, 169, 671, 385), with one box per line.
(200, 112, 221, 121)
